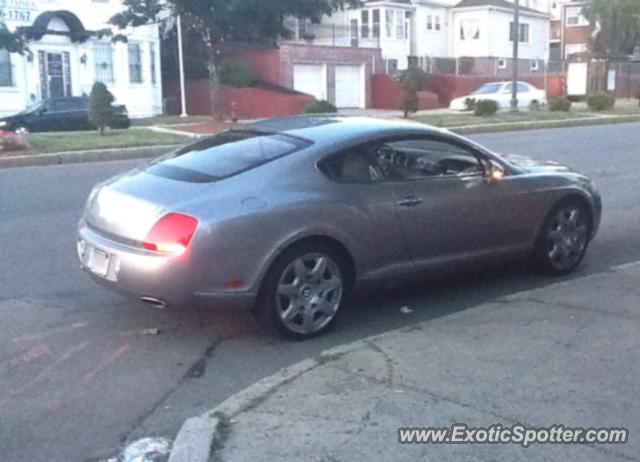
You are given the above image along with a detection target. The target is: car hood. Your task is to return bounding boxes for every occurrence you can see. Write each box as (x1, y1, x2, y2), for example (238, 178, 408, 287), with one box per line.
(503, 154, 572, 174)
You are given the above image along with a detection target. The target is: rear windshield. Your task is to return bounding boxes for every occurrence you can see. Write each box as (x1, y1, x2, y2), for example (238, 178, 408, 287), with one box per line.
(146, 130, 311, 183)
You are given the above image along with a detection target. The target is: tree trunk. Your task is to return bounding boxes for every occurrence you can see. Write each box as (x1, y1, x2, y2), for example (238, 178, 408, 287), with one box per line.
(206, 43, 222, 121)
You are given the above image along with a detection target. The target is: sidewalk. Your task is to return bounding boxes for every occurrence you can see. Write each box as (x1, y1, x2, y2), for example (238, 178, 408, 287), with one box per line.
(169, 263, 640, 462)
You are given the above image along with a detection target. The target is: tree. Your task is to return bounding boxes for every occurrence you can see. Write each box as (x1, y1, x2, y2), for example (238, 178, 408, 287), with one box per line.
(110, 0, 360, 119)
(584, 0, 640, 58)
(89, 82, 115, 135)
(0, 22, 27, 53)
(398, 68, 428, 118)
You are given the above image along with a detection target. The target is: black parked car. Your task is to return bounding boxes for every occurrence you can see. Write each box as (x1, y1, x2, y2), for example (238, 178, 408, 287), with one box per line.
(0, 97, 130, 134)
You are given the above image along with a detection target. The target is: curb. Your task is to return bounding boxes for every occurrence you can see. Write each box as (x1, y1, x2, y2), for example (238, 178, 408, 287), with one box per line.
(0, 144, 181, 169)
(168, 343, 365, 462)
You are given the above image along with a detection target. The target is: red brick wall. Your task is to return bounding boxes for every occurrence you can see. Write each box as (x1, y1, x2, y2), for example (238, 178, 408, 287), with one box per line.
(163, 80, 314, 118)
(222, 44, 283, 86)
(219, 85, 314, 119)
(371, 74, 439, 110)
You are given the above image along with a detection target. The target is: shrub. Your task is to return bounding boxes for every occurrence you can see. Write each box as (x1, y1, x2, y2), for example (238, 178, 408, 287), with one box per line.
(635, 83, 640, 106)
(0, 131, 30, 152)
(304, 100, 338, 114)
(473, 99, 499, 117)
(587, 91, 615, 111)
(219, 59, 254, 87)
(464, 97, 477, 111)
(88, 82, 114, 135)
(549, 96, 572, 112)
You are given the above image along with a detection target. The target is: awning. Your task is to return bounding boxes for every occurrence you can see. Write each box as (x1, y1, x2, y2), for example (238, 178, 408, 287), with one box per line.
(18, 10, 92, 43)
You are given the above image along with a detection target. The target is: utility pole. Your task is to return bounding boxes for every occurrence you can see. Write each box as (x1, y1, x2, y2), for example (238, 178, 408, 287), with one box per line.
(510, 0, 520, 113)
(177, 14, 188, 117)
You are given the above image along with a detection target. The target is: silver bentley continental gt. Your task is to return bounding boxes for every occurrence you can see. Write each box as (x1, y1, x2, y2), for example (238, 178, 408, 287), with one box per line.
(78, 116, 602, 339)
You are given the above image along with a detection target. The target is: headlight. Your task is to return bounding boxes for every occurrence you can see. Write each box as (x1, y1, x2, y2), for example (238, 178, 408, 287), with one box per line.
(0, 121, 7, 128)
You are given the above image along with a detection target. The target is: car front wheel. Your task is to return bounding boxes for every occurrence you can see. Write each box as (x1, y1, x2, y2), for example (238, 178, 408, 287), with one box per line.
(534, 199, 592, 275)
(258, 242, 350, 340)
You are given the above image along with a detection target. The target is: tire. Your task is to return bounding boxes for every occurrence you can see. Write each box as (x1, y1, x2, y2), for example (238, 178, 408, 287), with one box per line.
(257, 241, 352, 340)
(534, 199, 592, 276)
(529, 100, 541, 111)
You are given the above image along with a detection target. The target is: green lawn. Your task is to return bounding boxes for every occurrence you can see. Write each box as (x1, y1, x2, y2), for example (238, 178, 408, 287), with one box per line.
(27, 128, 189, 154)
(131, 115, 213, 127)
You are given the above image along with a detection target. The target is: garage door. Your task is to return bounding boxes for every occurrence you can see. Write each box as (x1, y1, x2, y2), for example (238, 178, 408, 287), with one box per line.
(293, 64, 325, 100)
(567, 62, 588, 96)
(335, 65, 363, 108)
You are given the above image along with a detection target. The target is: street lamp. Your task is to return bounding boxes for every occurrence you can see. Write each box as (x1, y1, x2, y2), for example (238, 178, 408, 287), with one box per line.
(510, 0, 520, 113)
(177, 14, 188, 118)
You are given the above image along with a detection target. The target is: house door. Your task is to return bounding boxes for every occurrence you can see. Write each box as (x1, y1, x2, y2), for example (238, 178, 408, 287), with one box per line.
(39, 51, 72, 99)
(47, 53, 65, 98)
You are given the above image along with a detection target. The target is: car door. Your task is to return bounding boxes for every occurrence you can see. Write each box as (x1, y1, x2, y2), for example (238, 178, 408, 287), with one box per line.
(68, 98, 90, 130)
(319, 146, 412, 279)
(378, 135, 531, 269)
(29, 100, 60, 132)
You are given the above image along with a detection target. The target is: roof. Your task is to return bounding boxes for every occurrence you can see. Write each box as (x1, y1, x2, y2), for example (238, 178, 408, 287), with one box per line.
(247, 116, 441, 144)
(454, 0, 547, 16)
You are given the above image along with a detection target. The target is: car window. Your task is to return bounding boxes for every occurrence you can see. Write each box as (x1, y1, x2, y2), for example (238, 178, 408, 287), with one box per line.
(320, 148, 383, 184)
(373, 137, 485, 181)
(517, 83, 530, 93)
(146, 130, 311, 183)
(473, 84, 502, 95)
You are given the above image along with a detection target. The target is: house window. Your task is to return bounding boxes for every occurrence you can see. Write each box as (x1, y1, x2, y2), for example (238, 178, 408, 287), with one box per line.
(530, 60, 540, 71)
(460, 20, 479, 40)
(361, 10, 369, 38)
(566, 6, 589, 26)
(566, 43, 587, 56)
(386, 9, 405, 39)
(498, 58, 507, 69)
(510, 23, 530, 43)
(93, 43, 113, 83)
(387, 59, 398, 74)
(150, 43, 157, 85)
(0, 48, 12, 87)
(428, 15, 441, 32)
(128, 43, 142, 83)
(372, 9, 380, 38)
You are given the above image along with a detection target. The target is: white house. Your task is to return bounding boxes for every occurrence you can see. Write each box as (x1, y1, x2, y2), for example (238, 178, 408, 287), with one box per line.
(0, 0, 162, 117)
(309, 0, 551, 74)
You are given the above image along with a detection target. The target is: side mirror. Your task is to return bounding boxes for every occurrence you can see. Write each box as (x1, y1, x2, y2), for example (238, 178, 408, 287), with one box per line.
(487, 163, 505, 184)
(38, 107, 48, 115)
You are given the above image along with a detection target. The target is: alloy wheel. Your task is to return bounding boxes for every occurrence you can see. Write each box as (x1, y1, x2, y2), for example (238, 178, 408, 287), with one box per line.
(545, 205, 589, 271)
(275, 253, 343, 335)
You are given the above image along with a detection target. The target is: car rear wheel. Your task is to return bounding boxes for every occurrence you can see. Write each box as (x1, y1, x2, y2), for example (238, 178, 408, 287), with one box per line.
(534, 199, 591, 275)
(258, 242, 350, 340)
(529, 100, 541, 111)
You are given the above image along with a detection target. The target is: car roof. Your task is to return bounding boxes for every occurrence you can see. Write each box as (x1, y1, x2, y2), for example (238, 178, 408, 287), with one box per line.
(245, 115, 444, 145)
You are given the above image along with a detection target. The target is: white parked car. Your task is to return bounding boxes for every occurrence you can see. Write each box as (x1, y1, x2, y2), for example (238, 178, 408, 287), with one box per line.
(450, 81, 547, 111)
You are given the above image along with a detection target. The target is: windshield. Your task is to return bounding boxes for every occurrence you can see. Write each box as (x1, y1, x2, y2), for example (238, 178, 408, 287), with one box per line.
(473, 84, 503, 95)
(146, 130, 311, 182)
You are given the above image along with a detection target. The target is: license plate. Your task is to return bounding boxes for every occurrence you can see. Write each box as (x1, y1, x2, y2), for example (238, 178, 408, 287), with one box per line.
(87, 247, 111, 278)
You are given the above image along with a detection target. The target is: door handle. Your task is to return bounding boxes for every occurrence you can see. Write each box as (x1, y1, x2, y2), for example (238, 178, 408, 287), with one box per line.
(397, 196, 423, 207)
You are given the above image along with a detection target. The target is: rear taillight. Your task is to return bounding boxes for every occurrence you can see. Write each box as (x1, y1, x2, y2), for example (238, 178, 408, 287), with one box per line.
(143, 213, 198, 256)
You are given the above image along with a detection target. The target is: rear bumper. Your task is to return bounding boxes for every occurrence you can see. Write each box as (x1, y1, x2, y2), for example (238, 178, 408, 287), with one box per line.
(77, 224, 257, 309)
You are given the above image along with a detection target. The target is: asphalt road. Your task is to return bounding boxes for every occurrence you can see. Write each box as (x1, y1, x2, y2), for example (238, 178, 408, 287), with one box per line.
(1, 123, 639, 462)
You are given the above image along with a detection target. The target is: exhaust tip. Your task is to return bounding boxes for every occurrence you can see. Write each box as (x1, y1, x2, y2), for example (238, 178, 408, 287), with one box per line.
(140, 296, 167, 309)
